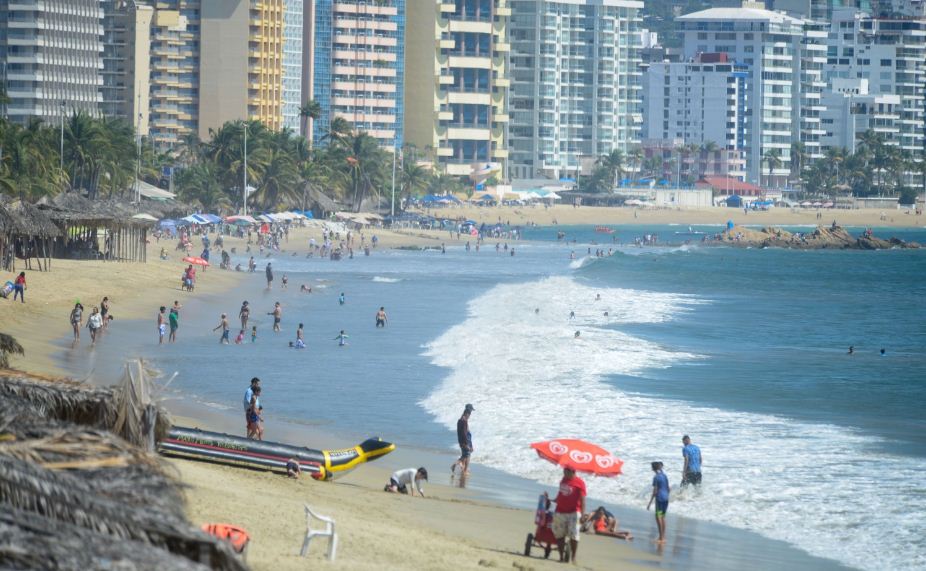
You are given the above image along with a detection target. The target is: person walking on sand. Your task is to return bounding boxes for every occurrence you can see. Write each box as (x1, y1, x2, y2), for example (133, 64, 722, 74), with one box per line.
(268, 302, 282, 332)
(681, 435, 702, 487)
(243, 377, 260, 429)
(69, 302, 84, 341)
(239, 301, 250, 330)
(213, 313, 230, 344)
(12, 272, 26, 303)
(375, 306, 387, 328)
(157, 306, 167, 344)
(552, 465, 586, 563)
(169, 301, 181, 343)
(265, 262, 274, 289)
(86, 306, 103, 345)
(246, 386, 264, 440)
(453, 404, 475, 475)
(100, 297, 111, 330)
(647, 461, 670, 544)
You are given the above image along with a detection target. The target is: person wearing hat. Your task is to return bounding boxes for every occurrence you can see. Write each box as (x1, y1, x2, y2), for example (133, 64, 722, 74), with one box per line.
(453, 404, 475, 475)
(552, 465, 586, 563)
(384, 467, 428, 497)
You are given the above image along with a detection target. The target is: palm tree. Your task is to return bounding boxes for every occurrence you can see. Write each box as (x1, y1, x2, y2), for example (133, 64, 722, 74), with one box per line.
(790, 142, 806, 181)
(763, 148, 782, 188)
(336, 131, 386, 211)
(699, 141, 718, 179)
(628, 147, 644, 183)
(253, 148, 299, 210)
(399, 161, 430, 205)
(596, 149, 625, 189)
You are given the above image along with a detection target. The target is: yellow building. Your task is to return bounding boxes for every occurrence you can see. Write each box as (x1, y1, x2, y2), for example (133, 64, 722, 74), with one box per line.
(199, 0, 284, 138)
(404, 0, 510, 177)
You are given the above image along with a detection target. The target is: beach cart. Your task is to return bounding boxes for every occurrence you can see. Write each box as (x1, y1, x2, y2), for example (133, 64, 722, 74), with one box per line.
(524, 493, 557, 559)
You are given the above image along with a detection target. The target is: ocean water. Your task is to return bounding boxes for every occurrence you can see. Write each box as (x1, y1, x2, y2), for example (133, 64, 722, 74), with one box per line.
(69, 224, 926, 571)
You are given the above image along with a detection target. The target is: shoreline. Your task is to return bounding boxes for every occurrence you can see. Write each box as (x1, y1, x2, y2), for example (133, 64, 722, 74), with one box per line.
(0, 220, 867, 570)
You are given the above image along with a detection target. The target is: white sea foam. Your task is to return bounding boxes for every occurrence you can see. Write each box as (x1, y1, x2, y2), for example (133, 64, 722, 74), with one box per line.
(568, 256, 595, 269)
(372, 276, 402, 283)
(421, 276, 925, 571)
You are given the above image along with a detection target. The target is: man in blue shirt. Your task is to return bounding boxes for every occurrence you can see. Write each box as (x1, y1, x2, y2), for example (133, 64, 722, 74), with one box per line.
(647, 461, 670, 544)
(681, 434, 702, 486)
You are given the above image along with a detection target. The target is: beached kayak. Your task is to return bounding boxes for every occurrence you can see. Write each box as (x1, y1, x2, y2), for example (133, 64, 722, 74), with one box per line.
(159, 425, 395, 480)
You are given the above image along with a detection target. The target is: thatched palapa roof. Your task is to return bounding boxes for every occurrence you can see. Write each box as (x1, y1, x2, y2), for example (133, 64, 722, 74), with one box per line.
(0, 366, 247, 571)
(5, 200, 62, 237)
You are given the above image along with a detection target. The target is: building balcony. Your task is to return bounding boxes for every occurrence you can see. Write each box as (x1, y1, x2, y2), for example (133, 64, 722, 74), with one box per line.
(492, 148, 509, 158)
(494, 77, 510, 87)
(440, 38, 455, 49)
(439, 74, 455, 85)
(493, 113, 509, 122)
(495, 42, 510, 52)
(438, 111, 454, 120)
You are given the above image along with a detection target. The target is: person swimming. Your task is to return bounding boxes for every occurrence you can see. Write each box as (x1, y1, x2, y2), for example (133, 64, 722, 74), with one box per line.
(535, 308, 540, 315)
(569, 311, 575, 320)
(848, 345, 855, 355)
(334, 330, 349, 346)
(595, 294, 601, 301)
(574, 331, 581, 338)
(880, 348, 886, 356)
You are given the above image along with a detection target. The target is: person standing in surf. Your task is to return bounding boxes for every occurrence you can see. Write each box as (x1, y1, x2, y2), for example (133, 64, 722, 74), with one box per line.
(647, 461, 670, 544)
(265, 262, 273, 289)
(169, 301, 181, 343)
(239, 301, 250, 330)
(213, 313, 230, 344)
(453, 404, 475, 475)
(681, 435, 702, 486)
(375, 307, 387, 328)
(157, 306, 167, 344)
(268, 302, 282, 332)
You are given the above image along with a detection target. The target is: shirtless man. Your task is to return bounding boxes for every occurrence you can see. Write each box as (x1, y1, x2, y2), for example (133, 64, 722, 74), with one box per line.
(375, 306, 387, 328)
(157, 306, 167, 344)
(269, 302, 282, 332)
(213, 313, 230, 344)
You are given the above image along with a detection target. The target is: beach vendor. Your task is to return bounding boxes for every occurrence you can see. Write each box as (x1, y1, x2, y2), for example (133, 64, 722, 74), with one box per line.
(552, 465, 586, 563)
(384, 467, 428, 497)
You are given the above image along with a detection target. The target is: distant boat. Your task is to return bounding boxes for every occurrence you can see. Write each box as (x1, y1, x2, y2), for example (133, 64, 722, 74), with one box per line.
(595, 226, 614, 234)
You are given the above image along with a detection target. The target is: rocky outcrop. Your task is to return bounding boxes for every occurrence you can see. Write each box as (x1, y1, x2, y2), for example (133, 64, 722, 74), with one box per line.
(720, 225, 920, 250)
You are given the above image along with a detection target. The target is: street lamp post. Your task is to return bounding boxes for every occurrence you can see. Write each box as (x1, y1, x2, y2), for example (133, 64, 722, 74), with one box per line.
(242, 123, 248, 216)
(59, 100, 66, 172)
(390, 146, 397, 216)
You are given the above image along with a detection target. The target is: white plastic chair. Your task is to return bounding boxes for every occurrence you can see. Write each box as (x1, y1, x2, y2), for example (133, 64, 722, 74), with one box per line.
(299, 504, 338, 561)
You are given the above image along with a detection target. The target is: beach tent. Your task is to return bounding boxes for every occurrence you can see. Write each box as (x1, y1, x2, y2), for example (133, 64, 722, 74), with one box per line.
(159, 219, 179, 229)
(226, 215, 258, 225)
(725, 195, 743, 208)
(181, 214, 208, 225)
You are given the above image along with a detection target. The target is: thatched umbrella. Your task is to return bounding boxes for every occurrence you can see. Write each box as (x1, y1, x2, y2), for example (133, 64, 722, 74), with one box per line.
(0, 334, 24, 369)
(0, 507, 214, 571)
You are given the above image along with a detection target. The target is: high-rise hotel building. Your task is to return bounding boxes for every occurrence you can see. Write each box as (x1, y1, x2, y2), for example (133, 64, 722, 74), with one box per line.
(508, 0, 643, 180)
(306, 0, 406, 148)
(283, 0, 304, 132)
(405, 0, 511, 176)
(199, 0, 284, 138)
(0, 0, 104, 124)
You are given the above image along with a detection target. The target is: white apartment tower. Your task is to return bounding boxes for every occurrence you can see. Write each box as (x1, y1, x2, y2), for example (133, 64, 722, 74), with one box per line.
(508, 0, 643, 181)
(642, 53, 749, 156)
(824, 9, 925, 161)
(0, 0, 104, 124)
(820, 78, 902, 153)
(677, 7, 825, 186)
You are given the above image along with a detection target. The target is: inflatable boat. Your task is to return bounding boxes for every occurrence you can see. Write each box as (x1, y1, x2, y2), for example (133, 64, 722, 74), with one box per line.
(158, 425, 395, 480)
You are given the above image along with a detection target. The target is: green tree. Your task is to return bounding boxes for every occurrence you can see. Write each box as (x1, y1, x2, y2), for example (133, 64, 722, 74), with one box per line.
(595, 149, 625, 190)
(763, 148, 782, 188)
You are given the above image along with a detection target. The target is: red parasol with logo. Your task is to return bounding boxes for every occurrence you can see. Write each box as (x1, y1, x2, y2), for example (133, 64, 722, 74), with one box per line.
(530, 439, 623, 477)
(182, 256, 210, 267)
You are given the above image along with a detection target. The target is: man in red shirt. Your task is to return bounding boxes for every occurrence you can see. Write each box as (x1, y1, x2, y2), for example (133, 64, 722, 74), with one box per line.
(552, 465, 586, 563)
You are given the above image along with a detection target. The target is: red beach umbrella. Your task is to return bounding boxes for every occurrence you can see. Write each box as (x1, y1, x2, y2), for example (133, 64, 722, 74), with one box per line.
(182, 256, 210, 267)
(530, 439, 623, 477)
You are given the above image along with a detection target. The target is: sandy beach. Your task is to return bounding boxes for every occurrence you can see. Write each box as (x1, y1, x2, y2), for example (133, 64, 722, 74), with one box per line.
(4, 211, 908, 570)
(0, 221, 655, 571)
(410, 203, 925, 229)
